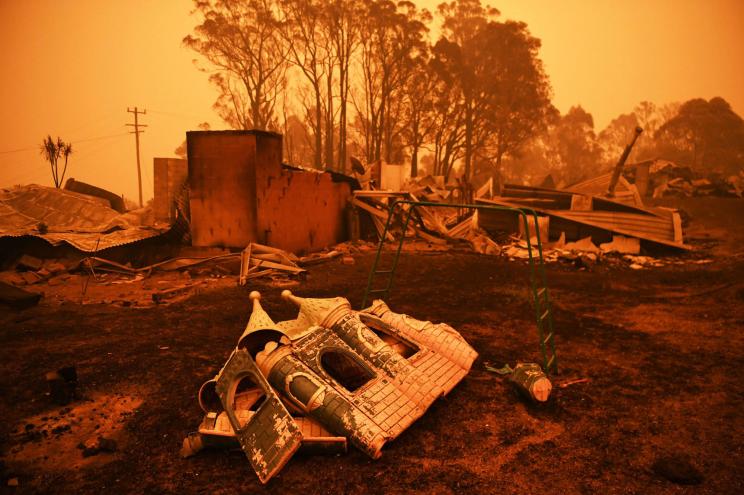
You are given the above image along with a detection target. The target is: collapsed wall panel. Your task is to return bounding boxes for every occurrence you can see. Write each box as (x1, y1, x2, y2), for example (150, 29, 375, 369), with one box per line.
(187, 131, 265, 248)
(153, 158, 188, 223)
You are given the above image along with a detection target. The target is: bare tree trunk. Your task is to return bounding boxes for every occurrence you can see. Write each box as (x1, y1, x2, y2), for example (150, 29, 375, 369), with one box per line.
(363, 58, 376, 164)
(410, 118, 420, 177)
(336, 31, 352, 173)
(384, 113, 393, 163)
(253, 92, 262, 130)
(50, 156, 59, 188)
(443, 146, 453, 180)
(411, 145, 419, 177)
(374, 91, 385, 163)
(338, 65, 347, 172)
(282, 100, 294, 164)
(325, 69, 334, 169)
(493, 151, 504, 195)
(464, 98, 473, 184)
(314, 91, 323, 168)
(59, 155, 69, 187)
(434, 130, 443, 176)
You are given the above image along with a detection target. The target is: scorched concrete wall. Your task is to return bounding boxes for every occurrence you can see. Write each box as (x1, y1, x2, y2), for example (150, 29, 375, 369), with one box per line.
(186, 130, 350, 252)
(257, 169, 350, 254)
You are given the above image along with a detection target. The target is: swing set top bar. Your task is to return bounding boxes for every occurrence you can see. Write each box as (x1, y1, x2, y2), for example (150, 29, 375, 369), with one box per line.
(359, 198, 558, 374)
(361, 199, 548, 305)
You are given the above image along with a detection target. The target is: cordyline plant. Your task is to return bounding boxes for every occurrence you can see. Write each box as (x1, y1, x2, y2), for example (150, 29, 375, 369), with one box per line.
(40, 135, 73, 188)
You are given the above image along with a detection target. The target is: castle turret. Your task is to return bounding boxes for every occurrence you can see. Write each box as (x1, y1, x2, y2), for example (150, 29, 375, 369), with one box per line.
(281, 290, 352, 327)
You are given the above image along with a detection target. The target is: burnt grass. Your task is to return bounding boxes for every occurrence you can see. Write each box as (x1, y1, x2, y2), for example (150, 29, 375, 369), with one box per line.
(1, 251, 743, 494)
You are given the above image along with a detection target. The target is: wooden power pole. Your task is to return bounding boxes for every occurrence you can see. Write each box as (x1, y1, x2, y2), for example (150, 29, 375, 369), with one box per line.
(126, 107, 147, 207)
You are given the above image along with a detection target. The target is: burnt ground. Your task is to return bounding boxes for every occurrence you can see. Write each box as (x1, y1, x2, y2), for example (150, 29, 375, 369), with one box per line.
(1, 200, 743, 494)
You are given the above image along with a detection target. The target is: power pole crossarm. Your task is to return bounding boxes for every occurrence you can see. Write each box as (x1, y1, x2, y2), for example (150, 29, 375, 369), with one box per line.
(126, 107, 147, 208)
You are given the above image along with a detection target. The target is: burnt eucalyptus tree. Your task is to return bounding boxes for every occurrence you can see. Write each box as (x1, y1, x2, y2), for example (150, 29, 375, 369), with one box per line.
(434, 0, 553, 190)
(327, 0, 360, 172)
(435, 0, 498, 184)
(184, 0, 288, 130)
(400, 51, 437, 177)
(656, 97, 744, 174)
(280, 0, 329, 167)
(429, 43, 465, 179)
(280, 0, 361, 171)
(479, 20, 554, 190)
(355, 0, 430, 165)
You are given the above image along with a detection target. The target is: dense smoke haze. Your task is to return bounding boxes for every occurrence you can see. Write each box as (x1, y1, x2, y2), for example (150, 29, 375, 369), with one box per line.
(0, 0, 742, 199)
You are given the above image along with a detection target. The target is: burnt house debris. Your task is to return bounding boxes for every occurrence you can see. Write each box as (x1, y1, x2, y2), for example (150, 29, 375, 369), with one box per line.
(0, 119, 703, 306)
(470, 128, 686, 252)
(476, 183, 688, 251)
(627, 159, 743, 199)
(350, 126, 693, 266)
(183, 290, 477, 483)
(0, 130, 362, 295)
(474, 129, 692, 254)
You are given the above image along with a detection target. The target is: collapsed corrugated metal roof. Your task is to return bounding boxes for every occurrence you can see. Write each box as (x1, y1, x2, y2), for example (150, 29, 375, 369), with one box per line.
(477, 183, 690, 250)
(0, 184, 168, 251)
(566, 174, 643, 207)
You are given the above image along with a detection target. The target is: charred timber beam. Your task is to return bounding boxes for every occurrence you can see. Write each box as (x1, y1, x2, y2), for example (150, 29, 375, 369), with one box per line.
(607, 126, 643, 197)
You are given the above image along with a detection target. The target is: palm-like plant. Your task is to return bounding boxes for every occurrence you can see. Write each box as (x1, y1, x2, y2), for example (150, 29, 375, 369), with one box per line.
(40, 135, 73, 188)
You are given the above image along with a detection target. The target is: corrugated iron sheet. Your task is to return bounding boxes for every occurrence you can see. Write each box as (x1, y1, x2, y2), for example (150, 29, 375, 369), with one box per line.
(477, 196, 690, 250)
(544, 210, 679, 245)
(566, 174, 643, 207)
(0, 184, 167, 252)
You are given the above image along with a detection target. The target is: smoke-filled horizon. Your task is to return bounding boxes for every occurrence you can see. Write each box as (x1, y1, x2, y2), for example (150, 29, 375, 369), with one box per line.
(0, 0, 742, 201)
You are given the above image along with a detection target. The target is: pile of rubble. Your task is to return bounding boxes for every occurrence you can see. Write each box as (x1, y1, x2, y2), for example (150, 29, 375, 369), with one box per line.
(0, 254, 76, 287)
(182, 290, 477, 483)
(0, 239, 356, 309)
(646, 162, 743, 199)
(350, 133, 710, 266)
(350, 171, 693, 270)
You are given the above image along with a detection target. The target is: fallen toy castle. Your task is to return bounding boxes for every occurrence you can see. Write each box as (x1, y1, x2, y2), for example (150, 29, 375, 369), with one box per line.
(182, 290, 478, 483)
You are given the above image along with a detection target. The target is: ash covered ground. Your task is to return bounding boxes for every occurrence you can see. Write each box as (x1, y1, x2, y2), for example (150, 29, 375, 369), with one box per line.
(0, 199, 743, 494)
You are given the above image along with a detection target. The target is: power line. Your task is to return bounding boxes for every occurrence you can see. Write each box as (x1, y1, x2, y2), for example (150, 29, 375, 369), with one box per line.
(73, 132, 130, 145)
(2, 133, 130, 186)
(0, 146, 37, 155)
(148, 109, 206, 119)
(2, 162, 50, 185)
(0, 105, 207, 156)
(0, 131, 129, 155)
(65, 113, 120, 137)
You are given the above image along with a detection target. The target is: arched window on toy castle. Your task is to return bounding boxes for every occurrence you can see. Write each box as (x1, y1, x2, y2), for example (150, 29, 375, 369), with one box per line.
(319, 348, 376, 393)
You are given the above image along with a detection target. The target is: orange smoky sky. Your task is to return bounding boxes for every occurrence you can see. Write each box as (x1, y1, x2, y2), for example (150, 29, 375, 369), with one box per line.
(1, 0, 742, 201)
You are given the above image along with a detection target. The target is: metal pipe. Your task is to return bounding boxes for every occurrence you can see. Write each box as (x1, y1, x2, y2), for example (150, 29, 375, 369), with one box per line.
(607, 126, 643, 197)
